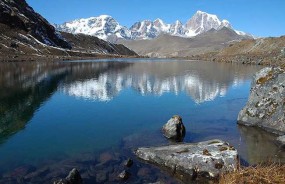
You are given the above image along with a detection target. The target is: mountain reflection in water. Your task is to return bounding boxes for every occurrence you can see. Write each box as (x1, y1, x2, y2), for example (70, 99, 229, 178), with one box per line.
(61, 61, 258, 103)
(0, 61, 132, 143)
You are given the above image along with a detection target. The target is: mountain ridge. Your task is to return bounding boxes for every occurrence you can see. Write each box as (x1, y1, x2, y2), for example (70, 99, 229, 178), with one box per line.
(55, 11, 251, 42)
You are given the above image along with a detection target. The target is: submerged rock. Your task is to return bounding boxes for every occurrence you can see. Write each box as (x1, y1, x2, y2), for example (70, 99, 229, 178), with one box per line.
(124, 158, 133, 167)
(53, 168, 82, 184)
(66, 168, 82, 184)
(118, 170, 130, 180)
(162, 115, 186, 142)
(135, 139, 238, 180)
(53, 179, 69, 184)
(238, 67, 285, 135)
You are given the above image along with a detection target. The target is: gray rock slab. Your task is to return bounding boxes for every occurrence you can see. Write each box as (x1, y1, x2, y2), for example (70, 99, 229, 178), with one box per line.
(135, 139, 238, 179)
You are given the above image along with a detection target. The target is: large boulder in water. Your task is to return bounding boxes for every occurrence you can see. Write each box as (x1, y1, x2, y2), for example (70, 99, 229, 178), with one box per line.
(238, 67, 285, 135)
(135, 139, 238, 181)
(162, 115, 185, 142)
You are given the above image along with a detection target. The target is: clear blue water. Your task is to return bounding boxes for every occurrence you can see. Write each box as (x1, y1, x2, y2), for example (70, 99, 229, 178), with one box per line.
(0, 59, 283, 183)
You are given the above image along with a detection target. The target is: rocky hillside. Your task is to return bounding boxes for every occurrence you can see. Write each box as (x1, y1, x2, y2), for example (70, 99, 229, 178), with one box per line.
(61, 32, 136, 56)
(0, 0, 137, 61)
(0, 0, 71, 49)
(194, 36, 285, 66)
(118, 27, 249, 57)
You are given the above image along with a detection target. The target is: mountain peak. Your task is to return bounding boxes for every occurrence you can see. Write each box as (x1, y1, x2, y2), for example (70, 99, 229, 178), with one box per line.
(185, 10, 231, 36)
(175, 20, 182, 25)
(194, 10, 219, 20)
(196, 10, 204, 14)
(154, 18, 163, 23)
(98, 15, 112, 19)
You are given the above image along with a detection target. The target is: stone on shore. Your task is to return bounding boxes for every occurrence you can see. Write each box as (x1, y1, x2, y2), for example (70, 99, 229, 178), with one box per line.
(135, 139, 238, 180)
(238, 67, 285, 135)
(162, 115, 186, 142)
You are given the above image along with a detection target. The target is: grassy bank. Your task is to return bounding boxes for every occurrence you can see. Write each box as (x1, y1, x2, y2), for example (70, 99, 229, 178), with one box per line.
(220, 163, 285, 184)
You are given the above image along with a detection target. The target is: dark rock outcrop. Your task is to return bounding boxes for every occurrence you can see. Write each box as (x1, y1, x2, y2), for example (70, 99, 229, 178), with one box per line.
(135, 139, 238, 180)
(238, 67, 285, 135)
(162, 115, 185, 142)
(0, 0, 71, 49)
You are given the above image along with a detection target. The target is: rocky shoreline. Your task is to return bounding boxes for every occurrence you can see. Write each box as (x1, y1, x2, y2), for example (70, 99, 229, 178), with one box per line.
(0, 54, 141, 63)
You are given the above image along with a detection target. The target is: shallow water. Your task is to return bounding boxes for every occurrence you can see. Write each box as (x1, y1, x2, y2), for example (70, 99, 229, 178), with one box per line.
(0, 59, 283, 183)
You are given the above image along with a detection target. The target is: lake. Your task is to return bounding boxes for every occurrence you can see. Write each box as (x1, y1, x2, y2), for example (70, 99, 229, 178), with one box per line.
(0, 59, 284, 183)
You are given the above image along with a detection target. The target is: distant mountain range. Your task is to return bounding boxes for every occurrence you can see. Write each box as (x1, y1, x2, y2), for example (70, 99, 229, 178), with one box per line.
(55, 11, 251, 42)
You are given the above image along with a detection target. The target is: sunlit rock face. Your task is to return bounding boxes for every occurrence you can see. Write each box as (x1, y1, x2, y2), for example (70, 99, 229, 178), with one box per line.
(61, 61, 259, 103)
(238, 67, 285, 135)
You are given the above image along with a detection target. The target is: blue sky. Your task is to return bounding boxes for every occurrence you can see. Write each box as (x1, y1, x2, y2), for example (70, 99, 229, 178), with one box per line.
(27, 0, 285, 37)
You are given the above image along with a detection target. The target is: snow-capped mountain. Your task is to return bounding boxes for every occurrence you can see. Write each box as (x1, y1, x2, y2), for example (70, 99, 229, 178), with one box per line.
(55, 11, 250, 42)
(169, 20, 186, 36)
(185, 10, 232, 36)
(55, 15, 132, 41)
(130, 20, 159, 40)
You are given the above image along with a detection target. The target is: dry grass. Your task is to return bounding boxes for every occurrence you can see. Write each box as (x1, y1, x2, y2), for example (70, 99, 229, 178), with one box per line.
(220, 163, 285, 184)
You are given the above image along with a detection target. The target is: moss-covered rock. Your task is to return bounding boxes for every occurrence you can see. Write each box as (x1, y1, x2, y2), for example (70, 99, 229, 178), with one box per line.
(238, 67, 285, 135)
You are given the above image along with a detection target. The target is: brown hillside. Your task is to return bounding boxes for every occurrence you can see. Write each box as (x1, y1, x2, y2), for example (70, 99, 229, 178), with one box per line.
(194, 36, 285, 66)
(119, 27, 250, 58)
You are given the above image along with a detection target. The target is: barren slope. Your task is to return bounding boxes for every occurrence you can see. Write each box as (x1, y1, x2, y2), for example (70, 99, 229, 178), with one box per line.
(195, 36, 285, 66)
(119, 27, 249, 57)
